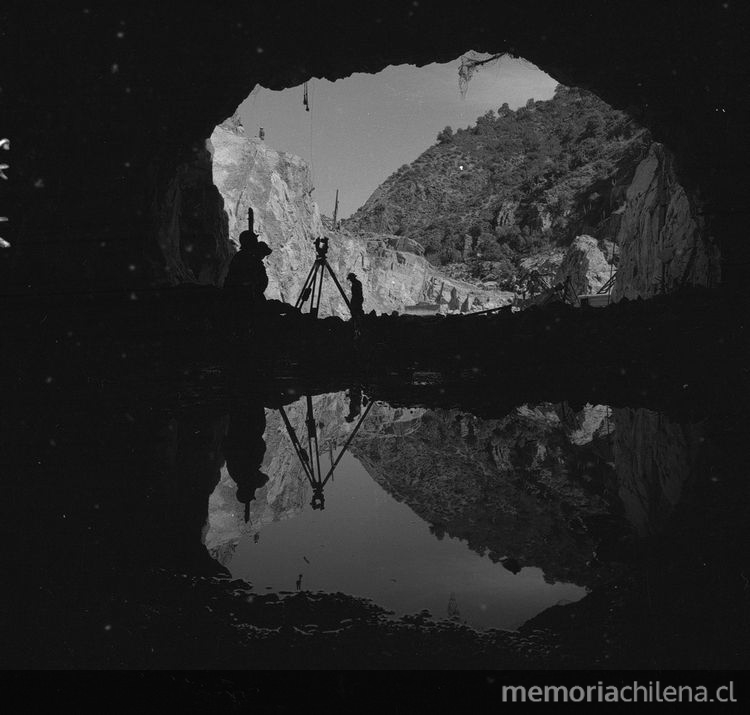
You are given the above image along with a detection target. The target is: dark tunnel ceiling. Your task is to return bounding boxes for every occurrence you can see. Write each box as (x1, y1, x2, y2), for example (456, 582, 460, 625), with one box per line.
(5, 0, 750, 288)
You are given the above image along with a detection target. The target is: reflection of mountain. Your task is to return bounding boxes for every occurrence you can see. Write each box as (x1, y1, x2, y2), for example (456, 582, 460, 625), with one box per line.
(351, 402, 619, 585)
(206, 392, 703, 590)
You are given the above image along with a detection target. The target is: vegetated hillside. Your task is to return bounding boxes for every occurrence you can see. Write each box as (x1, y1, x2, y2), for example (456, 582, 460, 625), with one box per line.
(343, 85, 650, 288)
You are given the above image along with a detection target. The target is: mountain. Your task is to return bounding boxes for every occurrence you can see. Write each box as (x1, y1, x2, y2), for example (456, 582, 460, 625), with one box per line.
(343, 85, 651, 287)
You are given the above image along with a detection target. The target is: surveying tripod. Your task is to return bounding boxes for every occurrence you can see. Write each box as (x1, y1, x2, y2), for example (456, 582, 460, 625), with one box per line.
(295, 237, 352, 318)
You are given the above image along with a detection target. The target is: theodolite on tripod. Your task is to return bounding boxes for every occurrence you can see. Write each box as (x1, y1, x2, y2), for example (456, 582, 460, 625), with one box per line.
(295, 236, 352, 318)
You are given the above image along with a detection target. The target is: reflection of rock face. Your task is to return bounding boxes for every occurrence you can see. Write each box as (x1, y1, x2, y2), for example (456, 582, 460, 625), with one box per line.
(351, 403, 618, 585)
(568, 404, 612, 446)
(613, 408, 703, 536)
(612, 143, 721, 301)
(208, 119, 512, 317)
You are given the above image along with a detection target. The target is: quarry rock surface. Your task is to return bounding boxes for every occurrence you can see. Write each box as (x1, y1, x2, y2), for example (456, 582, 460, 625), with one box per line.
(612, 143, 721, 301)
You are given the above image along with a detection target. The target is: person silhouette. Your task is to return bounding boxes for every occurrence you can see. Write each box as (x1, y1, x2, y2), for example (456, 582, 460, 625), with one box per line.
(347, 272, 364, 323)
(249, 241, 272, 305)
(223, 402, 269, 523)
(224, 209, 273, 332)
(225, 208, 260, 289)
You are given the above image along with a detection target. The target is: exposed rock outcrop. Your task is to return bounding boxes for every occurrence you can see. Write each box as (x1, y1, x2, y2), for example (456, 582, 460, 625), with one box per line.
(554, 235, 613, 296)
(209, 119, 512, 317)
(518, 248, 566, 279)
(210, 118, 323, 302)
(156, 145, 232, 285)
(612, 143, 721, 301)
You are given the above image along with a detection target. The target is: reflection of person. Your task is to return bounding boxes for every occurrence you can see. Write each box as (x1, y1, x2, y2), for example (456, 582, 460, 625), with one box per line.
(223, 402, 268, 523)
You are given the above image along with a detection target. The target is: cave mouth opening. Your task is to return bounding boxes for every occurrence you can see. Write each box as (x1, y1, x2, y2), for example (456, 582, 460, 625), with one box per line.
(196, 49, 711, 318)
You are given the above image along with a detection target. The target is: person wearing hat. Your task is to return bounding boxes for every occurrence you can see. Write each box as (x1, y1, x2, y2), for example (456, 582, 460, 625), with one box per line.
(249, 240, 272, 304)
(223, 208, 273, 335)
(225, 207, 261, 290)
(223, 402, 269, 524)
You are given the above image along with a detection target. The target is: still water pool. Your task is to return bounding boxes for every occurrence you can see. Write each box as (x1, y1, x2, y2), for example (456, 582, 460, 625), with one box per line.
(208, 395, 588, 631)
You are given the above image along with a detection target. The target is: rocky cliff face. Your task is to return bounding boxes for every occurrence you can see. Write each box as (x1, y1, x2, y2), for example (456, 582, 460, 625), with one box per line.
(323, 230, 513, 316)
(554, 235, 613, 296)
(612, 143, 721, 301)
(209, 118, 511, 316)
(155, 145, 233, 285)
(210, 116, 323, 303)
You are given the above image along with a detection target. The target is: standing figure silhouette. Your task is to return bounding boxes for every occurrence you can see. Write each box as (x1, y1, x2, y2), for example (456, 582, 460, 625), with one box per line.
(347, 272, 364, 324)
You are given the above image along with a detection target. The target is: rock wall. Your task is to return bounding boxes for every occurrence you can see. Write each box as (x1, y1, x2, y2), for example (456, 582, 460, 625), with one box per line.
(155, 145, 233, 285)
(324, 232, 513, 317)
(554, 235, 613, 296)
(210, 117, 323, 302)
(209, 119, 512, 317)
(612, 143, 721, 301)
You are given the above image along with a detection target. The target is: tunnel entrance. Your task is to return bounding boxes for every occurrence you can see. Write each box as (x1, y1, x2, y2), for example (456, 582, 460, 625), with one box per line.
(7, 4, 750, 675)
(174, 52, 718, 319)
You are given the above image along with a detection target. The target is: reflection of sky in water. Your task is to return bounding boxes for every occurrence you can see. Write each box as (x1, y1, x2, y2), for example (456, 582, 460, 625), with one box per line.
(229, 452, 586, 631)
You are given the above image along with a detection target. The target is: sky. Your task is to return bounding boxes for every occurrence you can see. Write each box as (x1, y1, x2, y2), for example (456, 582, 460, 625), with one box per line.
(238, 54, 558, 219)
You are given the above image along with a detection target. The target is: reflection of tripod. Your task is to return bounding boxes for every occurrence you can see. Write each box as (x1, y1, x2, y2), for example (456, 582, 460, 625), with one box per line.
(296, 237, 351, 318)
(278, 393, 374, 510)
